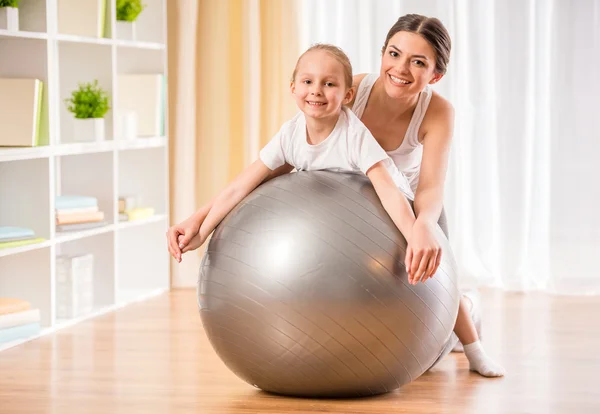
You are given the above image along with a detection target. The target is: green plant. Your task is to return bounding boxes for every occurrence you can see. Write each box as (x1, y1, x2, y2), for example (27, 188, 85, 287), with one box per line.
(116, 0, 145, 22)
(65, 80, 110, 119)
(0, 0, 20, 8)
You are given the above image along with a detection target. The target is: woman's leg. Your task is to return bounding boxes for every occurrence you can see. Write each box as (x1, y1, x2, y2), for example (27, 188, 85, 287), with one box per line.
(426, 209, 504, 377)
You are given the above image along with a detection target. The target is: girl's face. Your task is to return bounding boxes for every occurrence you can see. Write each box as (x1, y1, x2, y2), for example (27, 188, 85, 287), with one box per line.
(380, 31, 443, 100)
(291, 50, 353, 121)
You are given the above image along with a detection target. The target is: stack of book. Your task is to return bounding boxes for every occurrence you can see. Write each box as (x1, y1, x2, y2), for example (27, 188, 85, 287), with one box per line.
(118, 196, 154, 222)
(56, 195, 107, 232)
(0, 298, 41, 344)
(0, 227, 45, 250)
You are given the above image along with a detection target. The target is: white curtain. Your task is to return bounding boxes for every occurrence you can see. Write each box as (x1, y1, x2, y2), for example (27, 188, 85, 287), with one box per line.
(299, 0, 600, 295)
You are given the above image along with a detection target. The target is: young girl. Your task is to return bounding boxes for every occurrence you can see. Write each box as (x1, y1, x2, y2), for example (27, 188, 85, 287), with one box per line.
(167, 44, 504, 377)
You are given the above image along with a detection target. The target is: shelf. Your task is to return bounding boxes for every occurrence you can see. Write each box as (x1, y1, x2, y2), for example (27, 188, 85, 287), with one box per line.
(0, 146, 51, 162)
(0, 29, 48, 40)
(118, 136, 166, 150)
(0, 240, 51, 258)
(55, 224, 115, 244)
(114, 39, 166, 50)
(118, 214, 167, 229)
(56, 34, 113, 46)
(54, 141, 115, 156)
(0, 0, 169, 353)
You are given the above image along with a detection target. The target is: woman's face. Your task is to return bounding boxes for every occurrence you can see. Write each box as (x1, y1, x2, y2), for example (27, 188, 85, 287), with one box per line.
(380, 31, 442, 100)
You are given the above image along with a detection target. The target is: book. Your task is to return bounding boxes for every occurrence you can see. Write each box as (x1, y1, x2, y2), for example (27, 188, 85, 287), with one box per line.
(0, 238, 46, 250)
(117, 74, 165, 136)
(0, 78, 44, 147)
(0, 322, 41, 344)
(56, 206, 99, 215)
(56, 211, 105, 225)
(124, 207, 154, 221)
(0, 309, 40, 329)
(0, 227, 35, 242)
(56, 221, 108, 232)
(57, 0, 107, 38)
(55, 195, 98, 210)
(0, 298, 30, 315)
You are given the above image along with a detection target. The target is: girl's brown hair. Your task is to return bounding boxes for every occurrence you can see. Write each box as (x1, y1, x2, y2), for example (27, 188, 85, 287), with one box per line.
(382, 14, 451, 74)
(292, 43, 353, 88)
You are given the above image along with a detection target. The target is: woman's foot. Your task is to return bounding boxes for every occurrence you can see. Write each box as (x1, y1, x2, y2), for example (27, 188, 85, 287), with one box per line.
(464, 340, 505, 377)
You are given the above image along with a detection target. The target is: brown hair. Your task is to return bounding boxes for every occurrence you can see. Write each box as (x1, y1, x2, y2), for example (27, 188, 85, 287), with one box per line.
(291, 43, 353, 89)
(382, 14, 451, 74)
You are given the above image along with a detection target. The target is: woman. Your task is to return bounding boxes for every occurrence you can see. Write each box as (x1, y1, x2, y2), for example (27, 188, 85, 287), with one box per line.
(349, 14, 503, 376)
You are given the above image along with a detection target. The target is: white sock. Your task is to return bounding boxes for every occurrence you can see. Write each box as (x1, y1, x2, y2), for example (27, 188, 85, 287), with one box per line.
(463, 340, 505, 377)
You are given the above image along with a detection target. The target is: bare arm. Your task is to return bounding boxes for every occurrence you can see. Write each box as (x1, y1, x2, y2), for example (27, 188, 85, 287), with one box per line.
(366, 161, 416, 242)
(190, 163, 293, 227)
(197, 161, 289, 244)
(414, 95, 455, 225)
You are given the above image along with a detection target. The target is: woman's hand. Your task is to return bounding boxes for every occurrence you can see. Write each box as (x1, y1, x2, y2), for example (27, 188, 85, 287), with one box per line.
(405, 218, 442, 284)
(166, 214, 203, 263)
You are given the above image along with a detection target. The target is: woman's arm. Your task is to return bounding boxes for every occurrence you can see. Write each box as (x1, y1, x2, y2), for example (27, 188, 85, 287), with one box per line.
(414, 94, 455, 224)
(367, 161, 444, 284)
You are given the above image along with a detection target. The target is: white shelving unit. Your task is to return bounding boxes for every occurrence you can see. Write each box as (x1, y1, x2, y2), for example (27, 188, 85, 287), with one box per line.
(0, 0, 170, 351)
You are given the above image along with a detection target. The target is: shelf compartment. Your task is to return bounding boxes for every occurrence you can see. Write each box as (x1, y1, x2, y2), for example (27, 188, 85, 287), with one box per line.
(13, 0, 48, 33)
(118, 147, 166, 217)
(0, 247, 52, 329)
(116, 220, 169, 303)
(0, 158, 51, 241)
(114, 0, 165, 44)
(55, 231, 115, 324)
(56, 152, 115, 229)
(57, 41, 113, 144)
(0, 36, 50, 147)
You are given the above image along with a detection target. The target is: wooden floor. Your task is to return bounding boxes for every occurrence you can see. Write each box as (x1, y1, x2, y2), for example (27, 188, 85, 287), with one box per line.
(1, 289, 599, 414)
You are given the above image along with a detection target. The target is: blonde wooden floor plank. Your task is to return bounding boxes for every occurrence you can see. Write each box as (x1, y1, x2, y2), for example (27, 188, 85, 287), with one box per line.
(1, 289, 599, 413)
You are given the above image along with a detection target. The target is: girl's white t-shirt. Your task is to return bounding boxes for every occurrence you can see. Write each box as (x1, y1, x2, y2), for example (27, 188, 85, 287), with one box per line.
(259, 107, 414, 200)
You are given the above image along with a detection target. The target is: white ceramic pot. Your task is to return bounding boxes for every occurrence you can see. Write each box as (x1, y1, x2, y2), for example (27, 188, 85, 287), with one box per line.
(116, 21, 136, 41)
(73, 118, 105, 142)
(0, 7, 19, 31)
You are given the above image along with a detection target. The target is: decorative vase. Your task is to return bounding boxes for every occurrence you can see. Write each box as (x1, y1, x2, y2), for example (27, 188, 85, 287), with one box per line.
(117, 111, 138, 140)
(0, 7, 19, 31)
(116, 21, 136, 41)
(73, 118, 105, 142)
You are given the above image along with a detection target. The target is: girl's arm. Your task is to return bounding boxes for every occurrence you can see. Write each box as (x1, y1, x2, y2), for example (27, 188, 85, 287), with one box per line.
(366, 162, 416, 241)
(167, 163, 293, 261)
(196, 160, 285, 245)
(367, 161, 441, 284)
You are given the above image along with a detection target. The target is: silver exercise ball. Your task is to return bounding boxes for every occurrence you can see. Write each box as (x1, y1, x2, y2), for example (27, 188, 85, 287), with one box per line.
(198, 171, 460, 398)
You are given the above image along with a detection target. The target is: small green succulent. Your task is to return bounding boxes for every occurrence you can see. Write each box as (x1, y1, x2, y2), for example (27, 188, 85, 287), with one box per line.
(0, 0, 20, 8)
(65, 80, 110, 119)
(116, 0, 146, 22)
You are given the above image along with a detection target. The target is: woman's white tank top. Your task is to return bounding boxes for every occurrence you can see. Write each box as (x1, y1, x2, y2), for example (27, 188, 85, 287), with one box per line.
(351, 73, 433, 192)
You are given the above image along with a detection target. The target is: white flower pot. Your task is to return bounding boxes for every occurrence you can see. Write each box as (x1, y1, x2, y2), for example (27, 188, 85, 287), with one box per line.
(0, 7, 19, 31)
(73, 118, 105, 142)
(117, 111, 138, 140)
(116, 21, 136, 41)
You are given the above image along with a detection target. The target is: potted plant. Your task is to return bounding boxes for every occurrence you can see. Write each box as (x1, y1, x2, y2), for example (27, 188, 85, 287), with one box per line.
(116, 0, 145, 41)
(0, 0, 19, 31)
(65, 80, 110, 142)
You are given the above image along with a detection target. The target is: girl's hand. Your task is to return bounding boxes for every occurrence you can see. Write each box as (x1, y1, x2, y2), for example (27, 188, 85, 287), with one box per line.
(405, 219, 442, 284)
(166, 215, 202, 263)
